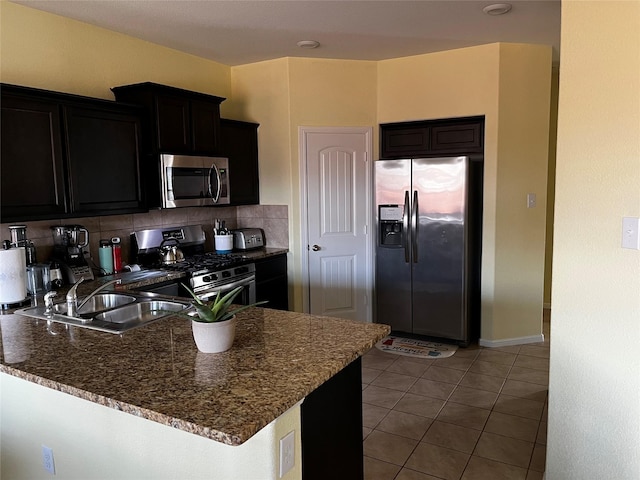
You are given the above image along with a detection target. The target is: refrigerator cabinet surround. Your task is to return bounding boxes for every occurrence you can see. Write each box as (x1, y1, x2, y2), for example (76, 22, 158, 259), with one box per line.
(374, 157, 481, 344)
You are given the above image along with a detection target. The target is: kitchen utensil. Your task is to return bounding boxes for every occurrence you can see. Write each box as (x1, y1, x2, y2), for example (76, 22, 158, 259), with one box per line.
(26, 263, 51, 295)
(159, 238, 185, 265)
(49, 261, 64, 288)
(8, 225, 28, 245)
(51, 225, 89, 248)
(214, 234, 233, 253)
(8, 225, 37, 265)
(51, 225, 94, 282)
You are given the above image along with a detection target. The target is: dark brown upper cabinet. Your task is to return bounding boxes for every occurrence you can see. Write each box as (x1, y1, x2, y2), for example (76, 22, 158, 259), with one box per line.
(1, 94, 68, 220)
(219, 119, 260, 206)
(64, 105, 144, 215)
(380, 116, 484, 159)
(1, 84, 146, 223)
(111, 82, 225, 155)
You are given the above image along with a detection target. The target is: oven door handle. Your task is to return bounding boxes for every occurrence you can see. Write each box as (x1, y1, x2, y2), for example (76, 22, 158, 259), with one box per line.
(196, 276, 255, 301)
(207, 163, 222, 203)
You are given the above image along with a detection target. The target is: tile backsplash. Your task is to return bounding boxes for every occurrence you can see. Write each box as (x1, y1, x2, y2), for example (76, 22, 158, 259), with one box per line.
(1, 205, 288, 269)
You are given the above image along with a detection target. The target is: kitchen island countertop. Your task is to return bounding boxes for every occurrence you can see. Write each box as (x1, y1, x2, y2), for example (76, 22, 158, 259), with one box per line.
(0, 298, 389, 446)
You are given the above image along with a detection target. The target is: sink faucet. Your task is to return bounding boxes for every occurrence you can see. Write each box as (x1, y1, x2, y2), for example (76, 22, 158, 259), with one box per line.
(66, 277, 85, 317)
(66, 278, 122, 317)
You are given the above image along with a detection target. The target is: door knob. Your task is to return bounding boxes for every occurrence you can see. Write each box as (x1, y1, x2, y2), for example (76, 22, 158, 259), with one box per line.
(312, 245, 321, 251)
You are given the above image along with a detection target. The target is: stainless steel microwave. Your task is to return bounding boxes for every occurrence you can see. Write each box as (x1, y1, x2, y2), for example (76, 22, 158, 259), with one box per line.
(160, 154, 230, 208)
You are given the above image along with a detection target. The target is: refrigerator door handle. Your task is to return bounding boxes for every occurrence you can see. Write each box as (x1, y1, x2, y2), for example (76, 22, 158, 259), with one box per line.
(403, 190, 410, 263)
(412, 190, 419, 263)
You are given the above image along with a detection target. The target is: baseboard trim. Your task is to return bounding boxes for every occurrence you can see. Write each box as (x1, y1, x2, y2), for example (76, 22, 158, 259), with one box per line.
(479, 334, 545, 348)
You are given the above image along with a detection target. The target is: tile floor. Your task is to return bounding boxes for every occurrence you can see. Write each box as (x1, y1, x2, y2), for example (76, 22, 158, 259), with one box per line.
(362, 312, 550, 480)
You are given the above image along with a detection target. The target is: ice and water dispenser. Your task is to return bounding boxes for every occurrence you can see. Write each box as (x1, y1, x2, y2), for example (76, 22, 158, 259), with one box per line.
(378, 205, 404, 247)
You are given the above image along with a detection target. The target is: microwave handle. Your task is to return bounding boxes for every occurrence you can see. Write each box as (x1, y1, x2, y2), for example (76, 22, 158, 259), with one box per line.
(208, 163, 222, 202)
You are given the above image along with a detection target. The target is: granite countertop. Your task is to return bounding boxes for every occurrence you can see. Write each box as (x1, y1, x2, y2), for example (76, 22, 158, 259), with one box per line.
(0, 281, 389, 446)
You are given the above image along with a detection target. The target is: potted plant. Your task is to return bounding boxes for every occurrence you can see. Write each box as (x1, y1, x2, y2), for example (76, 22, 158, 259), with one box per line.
(173, 284, 267, 353)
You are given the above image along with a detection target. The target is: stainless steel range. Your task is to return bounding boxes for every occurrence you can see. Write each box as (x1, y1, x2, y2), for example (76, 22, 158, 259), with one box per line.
(131, 225, 256, 304)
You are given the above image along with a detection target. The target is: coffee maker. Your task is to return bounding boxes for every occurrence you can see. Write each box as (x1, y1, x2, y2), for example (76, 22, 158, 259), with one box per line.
(51, 225, 94, 283)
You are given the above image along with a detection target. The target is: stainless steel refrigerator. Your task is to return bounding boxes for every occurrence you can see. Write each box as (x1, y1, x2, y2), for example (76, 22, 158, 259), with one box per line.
(374, 156, 481, 345)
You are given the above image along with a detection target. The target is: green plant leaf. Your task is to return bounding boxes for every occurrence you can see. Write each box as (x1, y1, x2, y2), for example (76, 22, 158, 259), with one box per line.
(191, 303, 216, 322)
(156, 285, 269, 323)
(181, 283, 206, 306)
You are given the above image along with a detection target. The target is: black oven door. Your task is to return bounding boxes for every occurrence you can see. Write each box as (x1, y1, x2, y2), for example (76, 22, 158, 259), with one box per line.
(192, 274, 256, 305)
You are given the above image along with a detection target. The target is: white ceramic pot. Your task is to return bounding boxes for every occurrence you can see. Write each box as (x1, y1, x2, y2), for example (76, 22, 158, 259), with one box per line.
(214, 234, 233, 253)
(191, 316, 236, 353)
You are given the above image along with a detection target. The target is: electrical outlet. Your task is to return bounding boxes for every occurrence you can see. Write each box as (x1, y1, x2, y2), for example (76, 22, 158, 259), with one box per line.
(279, 431, 295, 478)
(42, 445, 55, 475)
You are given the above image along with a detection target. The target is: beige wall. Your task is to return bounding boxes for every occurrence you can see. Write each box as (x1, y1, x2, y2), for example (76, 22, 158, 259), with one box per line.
(1, 373, 302, 480)
(0, 2, 232, 109)
(287, 58, 378, 311)
(548, 1, 640, 478)
(493, 44, 551, 340)
(230, 58, 377, 311)
(378, 44, 552, 343)
(230, 58, 293, 206)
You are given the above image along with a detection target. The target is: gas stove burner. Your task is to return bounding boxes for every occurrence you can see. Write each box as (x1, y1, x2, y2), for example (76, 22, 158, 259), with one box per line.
(132, 225, 251, 275)
(155, 252, 248, 275)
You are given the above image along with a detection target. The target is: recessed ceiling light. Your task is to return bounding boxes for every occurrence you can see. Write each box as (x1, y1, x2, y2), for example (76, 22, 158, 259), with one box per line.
(297, 40, 320, 49)
(483, 3, 512, 15)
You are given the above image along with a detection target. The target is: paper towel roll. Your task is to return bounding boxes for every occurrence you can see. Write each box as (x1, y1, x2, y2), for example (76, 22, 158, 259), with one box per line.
(0, 248, 28, 304)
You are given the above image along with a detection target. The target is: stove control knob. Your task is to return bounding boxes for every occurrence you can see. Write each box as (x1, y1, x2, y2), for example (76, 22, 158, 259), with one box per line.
(236, 267, 248, 274)
(202, 275, 211, 283)
(222, 271, 231, 278)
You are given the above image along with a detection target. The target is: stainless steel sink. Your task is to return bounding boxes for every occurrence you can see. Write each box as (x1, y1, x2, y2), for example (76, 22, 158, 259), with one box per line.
(53, 293, 137, 315)
(94, 300, 187, 324)
(16, 294, 191, 334)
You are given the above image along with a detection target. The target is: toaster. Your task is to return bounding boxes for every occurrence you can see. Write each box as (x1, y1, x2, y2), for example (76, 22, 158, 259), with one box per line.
(233, 228, 265, 250)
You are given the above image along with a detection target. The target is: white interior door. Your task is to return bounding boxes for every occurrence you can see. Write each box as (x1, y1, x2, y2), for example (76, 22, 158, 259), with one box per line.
(301, 127, 372, 322)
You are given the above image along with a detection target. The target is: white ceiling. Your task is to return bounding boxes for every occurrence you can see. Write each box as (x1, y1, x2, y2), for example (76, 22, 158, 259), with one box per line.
(12, 0, 561, 66)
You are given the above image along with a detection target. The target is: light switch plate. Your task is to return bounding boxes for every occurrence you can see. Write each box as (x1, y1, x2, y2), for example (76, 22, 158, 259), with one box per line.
(527, 193, 537, 208)
(622, 217, 640, 250)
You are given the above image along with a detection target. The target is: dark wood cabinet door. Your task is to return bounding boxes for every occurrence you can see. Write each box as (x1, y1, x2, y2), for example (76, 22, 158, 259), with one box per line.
(191, 101, 221, 154)
(301, 357, 363, 480)
(64, 105, 145, 214)
(155, 94, 190, 152)
(431, 121, 483, 153)
(255, 254, 288, 310)
(380, 124, 430, 158)
(220, 119, 260, 205)
(112, 83, 225, 156)
(1, 95, 68, 221)
(380, 116, 484, 159)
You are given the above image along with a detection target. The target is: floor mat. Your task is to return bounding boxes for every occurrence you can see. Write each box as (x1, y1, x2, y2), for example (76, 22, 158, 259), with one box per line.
(375, 335, 458, 359)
